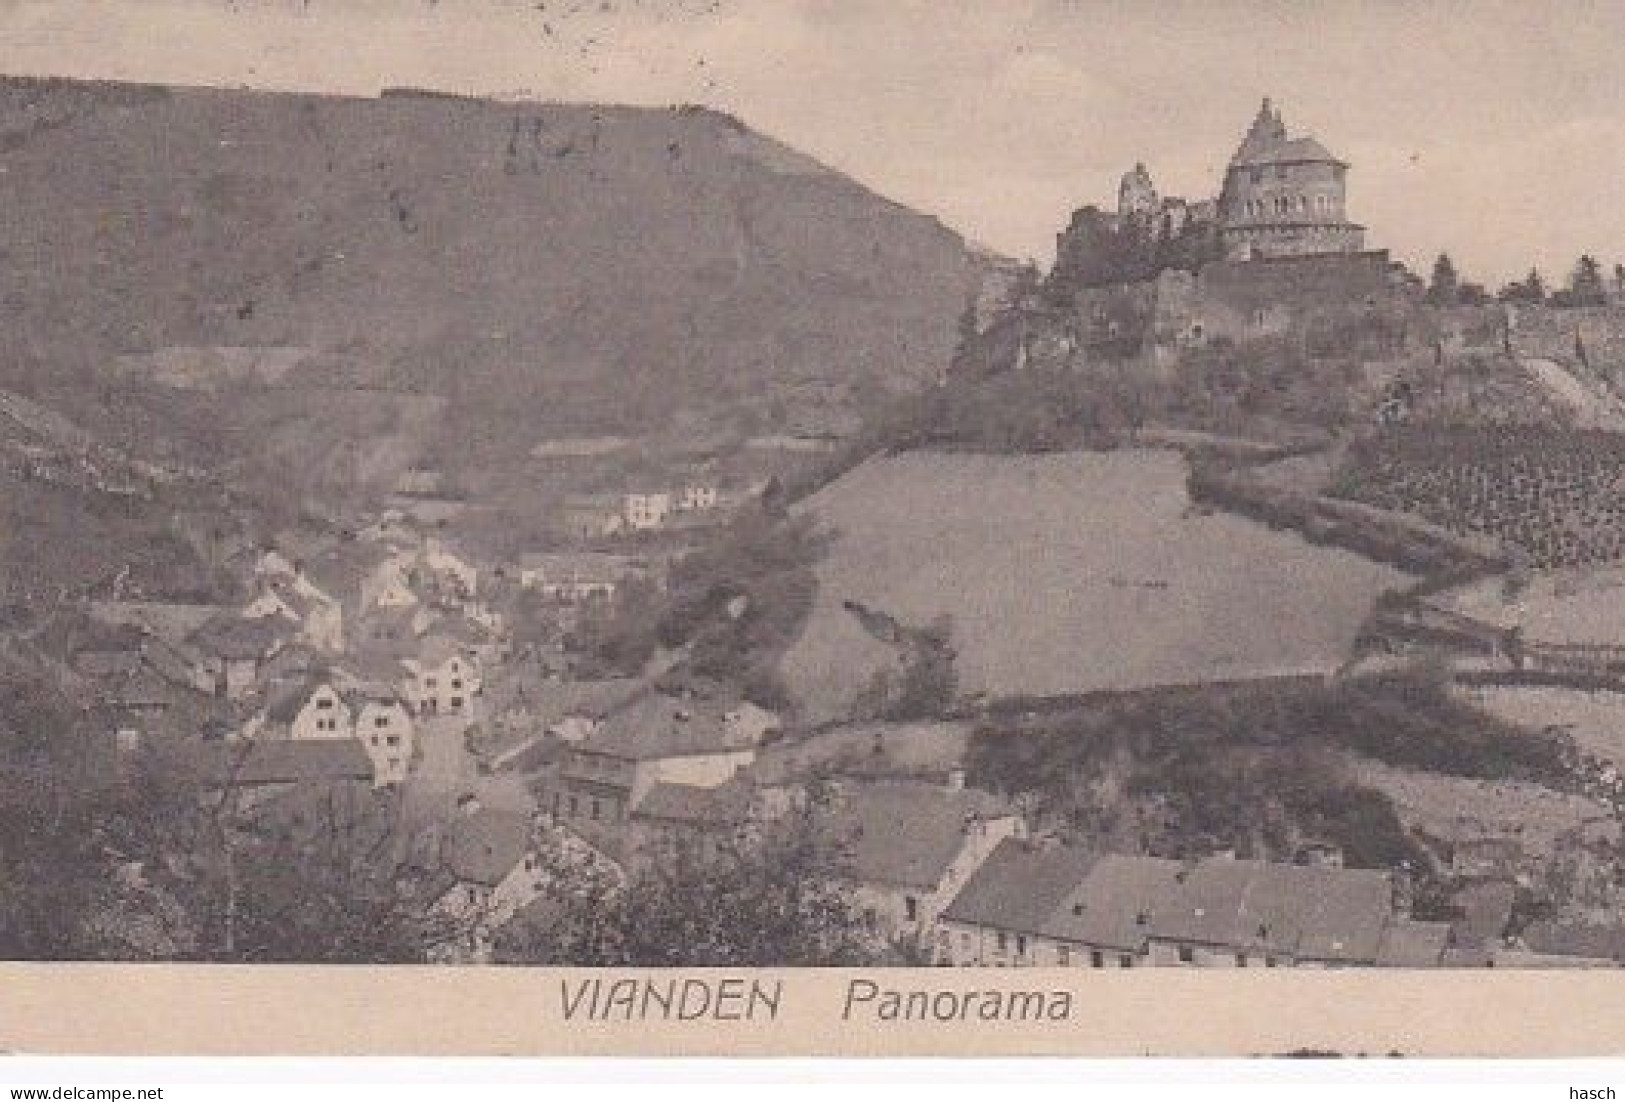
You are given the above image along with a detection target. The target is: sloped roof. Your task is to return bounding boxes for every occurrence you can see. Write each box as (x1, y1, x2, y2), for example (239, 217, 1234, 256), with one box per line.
(1376, 919, 1453, 967)
(108, 664, 179, 710)
(436, 808, 534, 889)
(263, 677, 339, 724)
(941, 838, 1101, 935)
(89, 601, 224, 646)
(189, 613, 285, 660)
(819, 780, 1011, 891)
(488, 676, 640, 723)
(405, 633, 463, 670)
(1521, 921, 1625, 963)
(338, 652, 413, 688)
(1148, 858, 1392, 963)
(189, 738, 373, 787)
(633, 778, 755, 826)
(300, 541, 401, 598)
(1040, 854, 1187, 952)
(74, 646, 144, 680)
(582, 692, 755, 761)
(1231, 135, 1343, 169)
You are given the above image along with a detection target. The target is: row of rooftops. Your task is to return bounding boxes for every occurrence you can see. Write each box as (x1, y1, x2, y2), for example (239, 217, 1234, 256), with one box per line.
(941, 837, 1428, 965)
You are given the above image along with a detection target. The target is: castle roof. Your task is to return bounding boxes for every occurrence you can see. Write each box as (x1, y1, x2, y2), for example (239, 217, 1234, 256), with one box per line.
(1228, 97, 1346, 169)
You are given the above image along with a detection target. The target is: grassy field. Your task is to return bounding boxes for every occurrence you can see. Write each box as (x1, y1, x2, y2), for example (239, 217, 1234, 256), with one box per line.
(1435, 565, 1625, 646)
(1348, 756, 1614, 859)
(1467, 684, 1625, 768)
(782, 448, 1409, 720)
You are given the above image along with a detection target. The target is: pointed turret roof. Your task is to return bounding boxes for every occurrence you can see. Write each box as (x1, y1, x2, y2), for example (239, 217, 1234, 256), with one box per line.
(1229, 97, 1344, 169)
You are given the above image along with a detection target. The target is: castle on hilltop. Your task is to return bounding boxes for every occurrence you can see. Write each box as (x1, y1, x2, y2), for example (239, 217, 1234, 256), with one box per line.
(1099, 97, 1364, 264)
(1215, 98, 1364, 261)
(957, 97, 1416, 378)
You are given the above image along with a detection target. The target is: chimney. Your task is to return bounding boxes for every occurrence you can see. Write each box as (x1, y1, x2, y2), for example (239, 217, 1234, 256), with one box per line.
(945, 767, 966, 792)
(456, 792, 482, 817)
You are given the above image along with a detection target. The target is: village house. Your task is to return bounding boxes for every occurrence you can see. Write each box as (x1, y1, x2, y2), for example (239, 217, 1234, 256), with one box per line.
(356, 508, 420, 549)
(627, 775, 769, 866)
(352, 603, 435, 658)
(676, 483, 721, 511)
(91, 663, 189, 752)
(816, 778, 1021, 944)
(413, 802, 545, 963)
(938, 845, 1430, 969)
(241, 576, 345, 654)
(1141, 857, 1395, 968)
(86, 601, 222, 695)
(485, 674, 641, 745)
(560, 494, 628, 542)
(261, 676, 352, 740)
(188, 613, 287, 699)
(517, 552, 643, 602)
(936, 837, 1117, 967)
(420, 536, 480, 601)
(184, 737, 375, 813)
(546, 692, 764, 834)
(401, 634, 480, 717)
(624, 491, 673, 532)
(350, 687, 416, 787)
(357, 548, 421, 613)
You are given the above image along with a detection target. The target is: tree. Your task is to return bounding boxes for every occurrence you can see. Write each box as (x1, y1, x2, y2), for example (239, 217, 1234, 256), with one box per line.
(162, 782, 429, 964)
(1427, 253, 1460, 306)
(1498, 268, 1546, 304)
(495, 808, 905, 966)
(0, 655, 197, 959)
(1568, 254, 1608, 306)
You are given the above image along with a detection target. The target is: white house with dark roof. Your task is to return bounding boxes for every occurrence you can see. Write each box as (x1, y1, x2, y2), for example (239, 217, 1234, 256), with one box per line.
(936, 838, 1107, 966)
(350, 688, 416, 787)
(1144, 856, 1395, 968)
(623, 491, 673, 532)
(401, 634, 480, 717)
(938, 846, 1416, 969)
(516, 552, 642, 602)
(263, 677, 352, 741)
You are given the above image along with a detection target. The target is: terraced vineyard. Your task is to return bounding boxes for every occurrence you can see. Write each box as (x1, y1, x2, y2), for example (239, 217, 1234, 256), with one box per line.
(1332, 427, 1625, 568)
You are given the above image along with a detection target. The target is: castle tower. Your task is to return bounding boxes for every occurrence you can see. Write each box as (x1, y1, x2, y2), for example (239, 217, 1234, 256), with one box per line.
(1117, 162, 1159, 219)
(1216, 97, 1364, 261)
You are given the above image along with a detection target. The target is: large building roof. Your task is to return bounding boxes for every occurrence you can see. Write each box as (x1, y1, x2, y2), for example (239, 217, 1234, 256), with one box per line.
(189, 738, 373, 788)
(1130, 857, 1392, 963)
(941, 837, 1102, 935)
(189, 613, 286, 661)
(943, 847, 1402, 963)
(580, 692, 757, 761)
(819, 780, 1011, 891)
(633, 778, 755, 826)
(437, 808, 535, 889)
(1040, 853, 1188, 952)
(1227, 97, 1347, 170)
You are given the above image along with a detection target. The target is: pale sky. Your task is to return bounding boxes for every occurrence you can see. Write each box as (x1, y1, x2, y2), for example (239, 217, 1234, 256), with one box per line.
(2, 0, 1622, 285)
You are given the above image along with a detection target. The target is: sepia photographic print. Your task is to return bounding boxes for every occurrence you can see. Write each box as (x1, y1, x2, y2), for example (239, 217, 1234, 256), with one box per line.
(2, 0, 1625, 1060)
